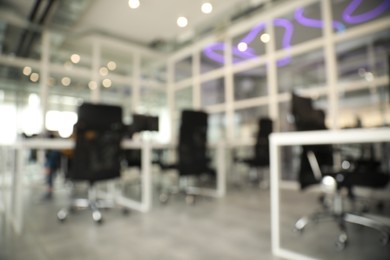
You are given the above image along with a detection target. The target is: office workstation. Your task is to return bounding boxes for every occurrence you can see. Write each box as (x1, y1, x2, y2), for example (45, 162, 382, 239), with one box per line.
(0, 0, 390, 259)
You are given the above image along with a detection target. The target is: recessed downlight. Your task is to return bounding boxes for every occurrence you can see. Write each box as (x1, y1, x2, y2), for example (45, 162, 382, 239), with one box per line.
(61, 77, 71, 86)
(201, 2, 213, 14)
(70, 54, 80, 64)
(128, 0, 140, 9)
(102, 78, 112, 88)
(177, 16, 188, 28)
(237, 42, 248, 52)
(107, 61, 117, 71)
(23, 66, 32, 76)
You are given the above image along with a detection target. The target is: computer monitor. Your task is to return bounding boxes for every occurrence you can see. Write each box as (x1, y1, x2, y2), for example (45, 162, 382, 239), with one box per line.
(132, 114, 159, 132)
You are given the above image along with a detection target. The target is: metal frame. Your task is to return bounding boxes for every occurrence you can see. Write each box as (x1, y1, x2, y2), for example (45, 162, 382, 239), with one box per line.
(270, 128, 390, 260)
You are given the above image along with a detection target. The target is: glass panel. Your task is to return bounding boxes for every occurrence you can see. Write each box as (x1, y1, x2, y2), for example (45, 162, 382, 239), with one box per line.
(139, 87, 166, 114)
(101, 47, 133, 77)
(336, 29, 390, 82)
(50, 32, 91, 71)
(232, 25, 267, 64)
(174, 56, 192, 82)
(338, 86, 389, 128)
(332, 0, 390, 34)
(49, 71, 90, 102)
(175, 87, 192, 113)
(274, 2, 322, 51)
(201, 42, 225, 73)
(233, 106, 268, 140)
(0, 64, 42, 138)
(201, 77, 225, 107)
(277, 48, 326, 93)
(208, 112, 226, 143)
(142, 61, 167, 84)
(233, 66, 267, 101)
(100, 82, 132, 109)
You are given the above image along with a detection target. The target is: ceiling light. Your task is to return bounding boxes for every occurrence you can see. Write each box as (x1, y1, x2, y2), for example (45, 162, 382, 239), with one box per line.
(102, 78, 112, 88)
(99, 67, 109, 76)
(88, 81, 97, 90)
(30, 73, 39, 82)
(260, 33, 270, 43)
(70, 54, 80, 64)
(177, 16, 188, 28)
(237, 42, 248, 52)
(107, 61, 117, 71)
(23, 66, 32, 76)
(61, 77, 71, 86)
(128, 0, 140, 9)
(201, 2, 213, 14)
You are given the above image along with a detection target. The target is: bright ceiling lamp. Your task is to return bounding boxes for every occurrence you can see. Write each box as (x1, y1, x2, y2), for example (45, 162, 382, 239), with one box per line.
(260, 33, 270, 43)
(237, 42, 248, 52)
(177, 16, 188, 28)
(128, 0, 140, 9)
(70, 54, 80, 64)
(201, 2, 213, 14)
(23, 66, 32, 76)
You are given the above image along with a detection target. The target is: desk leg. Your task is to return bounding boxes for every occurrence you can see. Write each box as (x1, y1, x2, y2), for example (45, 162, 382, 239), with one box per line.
(11, 148, 24, 234)
(216, 142, 226, 197)
(141, 141, 152, 212)
(270, 142, 280, 256)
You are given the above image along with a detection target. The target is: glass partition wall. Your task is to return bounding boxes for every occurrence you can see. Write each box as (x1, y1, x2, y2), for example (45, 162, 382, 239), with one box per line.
(0, 0, 389, 144)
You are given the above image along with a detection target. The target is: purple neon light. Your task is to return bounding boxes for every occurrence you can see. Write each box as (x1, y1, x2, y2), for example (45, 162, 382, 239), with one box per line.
(343, 0, 390, 24)
(203, 18, 294, 66)
(294, 7, 345, 32)
(203, 1, 389, 66)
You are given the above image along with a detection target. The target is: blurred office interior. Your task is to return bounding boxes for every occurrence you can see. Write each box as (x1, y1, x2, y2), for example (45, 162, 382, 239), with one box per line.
(0, 0, 390, 259)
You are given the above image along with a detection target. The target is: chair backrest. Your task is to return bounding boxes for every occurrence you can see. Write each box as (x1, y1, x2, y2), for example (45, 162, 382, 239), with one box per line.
(291, 93, 333, 189)
(254, 117, 273, 165)
(177, 110, 210, 176)
(68, 103, 124, 182)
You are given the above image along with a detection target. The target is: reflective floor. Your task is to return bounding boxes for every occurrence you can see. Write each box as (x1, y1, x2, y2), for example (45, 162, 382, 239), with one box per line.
(1, 174, 390, 260)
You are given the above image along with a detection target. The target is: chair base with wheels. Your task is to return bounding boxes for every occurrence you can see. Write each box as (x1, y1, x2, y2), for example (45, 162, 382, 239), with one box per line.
(57, 183, 123, 223)
(158, 164, 216, 205)
(294, 173, 390, 250)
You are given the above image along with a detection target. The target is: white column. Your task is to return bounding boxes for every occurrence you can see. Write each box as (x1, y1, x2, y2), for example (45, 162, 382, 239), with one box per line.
(39, 31, 50, 131)
(131, 54, 141, 112)
(224, 37, 235, 142)
(91, 41, 101, 102)
(193, 51, 201, 109)
(141, 141, 152, 212)
(321, 0, 339, 129)
(266, 17, 279, 130)
(167, 60, 175, 142)
(216, 142, 226, 197)
(11, 147, 25, 234)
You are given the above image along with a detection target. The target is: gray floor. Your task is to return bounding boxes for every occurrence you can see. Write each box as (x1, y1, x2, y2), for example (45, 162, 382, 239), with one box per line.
(1, 178, 390, 260)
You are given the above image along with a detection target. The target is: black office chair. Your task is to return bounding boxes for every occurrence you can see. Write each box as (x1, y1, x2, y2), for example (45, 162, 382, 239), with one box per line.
(57, 102, 125, 223)
(159, 110, 216, 204)
(233, 117, 273, 187)
(291, 92, 390, 250)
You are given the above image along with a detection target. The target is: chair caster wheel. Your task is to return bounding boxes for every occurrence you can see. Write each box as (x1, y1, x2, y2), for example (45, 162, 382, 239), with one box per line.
(92, 211, 103, 224)
(57, 210, 68, 222)
(335, 233, 348, 251)
(185, 195, 196, 205)
(159, 193, 169, 204)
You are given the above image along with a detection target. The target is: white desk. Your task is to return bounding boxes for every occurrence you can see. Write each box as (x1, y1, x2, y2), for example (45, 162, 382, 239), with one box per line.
(269, 127, 390, 260)
(1, 138, 226, 234)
